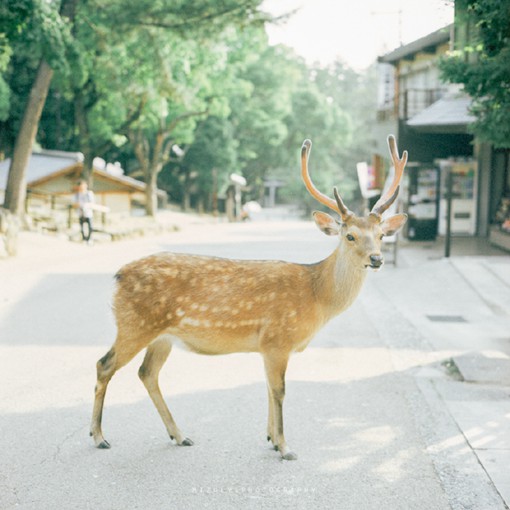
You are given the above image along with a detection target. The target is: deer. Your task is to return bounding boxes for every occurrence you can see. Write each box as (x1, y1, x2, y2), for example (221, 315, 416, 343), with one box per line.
(90, 135, 408, 460)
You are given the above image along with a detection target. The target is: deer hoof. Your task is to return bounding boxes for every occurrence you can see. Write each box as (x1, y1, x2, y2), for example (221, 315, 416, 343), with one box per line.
(282, 451, 298, 461)
(180, 438, 194, 446)
(97, 439, 111, 449)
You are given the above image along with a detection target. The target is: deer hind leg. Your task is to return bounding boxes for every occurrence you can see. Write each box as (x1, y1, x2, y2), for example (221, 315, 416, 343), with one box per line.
(263, 351, 297, 460)
(138, 337, 193, 446)
(90, 336, 143, 449)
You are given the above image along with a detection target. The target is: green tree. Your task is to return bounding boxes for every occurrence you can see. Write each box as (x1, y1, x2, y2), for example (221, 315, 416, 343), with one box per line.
(270, 58, 375, 213)
(2, 0, 75, 216)
(125, 32, 228, 216)
(2, 0, 373, 224)
(0, 0, 32, 123)
(2, 0, 270, 219)
(439, 0, 510, 148)
(227, 42, 300, 201)
(168, 36, 369, 215)
(308, 60, 377, 209)
(93, 1, 269, 216)
(155, 25, 265, 212)
(171, 116, 237, 212)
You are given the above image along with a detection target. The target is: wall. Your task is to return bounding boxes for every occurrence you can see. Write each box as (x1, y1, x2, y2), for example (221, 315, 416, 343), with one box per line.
(98, 192, 131, 214)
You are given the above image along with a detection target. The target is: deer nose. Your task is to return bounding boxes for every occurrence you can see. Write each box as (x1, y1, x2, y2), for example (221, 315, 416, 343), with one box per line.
(369, 254, 383, 268)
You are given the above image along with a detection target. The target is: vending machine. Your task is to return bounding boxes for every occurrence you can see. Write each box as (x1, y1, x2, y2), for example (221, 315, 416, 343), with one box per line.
(405, 164, 440, 241)
(438, 159, 478, 236)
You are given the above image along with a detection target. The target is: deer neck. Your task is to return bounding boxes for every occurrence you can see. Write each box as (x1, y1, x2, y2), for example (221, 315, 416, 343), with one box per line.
(310, 248, 367, 321)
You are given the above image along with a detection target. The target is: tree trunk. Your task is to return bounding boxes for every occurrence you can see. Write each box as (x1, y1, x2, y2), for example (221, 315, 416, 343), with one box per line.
(82, 151, 95, 187)
(3, 61, 54, 215)
(74, 91, 95, 186)
(183, 190, 191, 212)
(145, 169, 158, 217)
(226, 185, 235, 222)
(197, 195, 204, 214)
(181, 170, 191, 212)
(3, 0, 78, 218)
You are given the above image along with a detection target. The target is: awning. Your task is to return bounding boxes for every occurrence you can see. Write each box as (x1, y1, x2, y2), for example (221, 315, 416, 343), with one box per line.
(407, 93, 475, 133)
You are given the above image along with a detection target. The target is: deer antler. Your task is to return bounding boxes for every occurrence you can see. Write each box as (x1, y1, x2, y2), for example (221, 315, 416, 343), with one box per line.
(371, 135, 407, 216)
(301, 140, 353, 220)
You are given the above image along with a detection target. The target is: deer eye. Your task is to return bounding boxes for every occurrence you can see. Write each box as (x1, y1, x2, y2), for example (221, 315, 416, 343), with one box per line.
(346, 234, 355, 242)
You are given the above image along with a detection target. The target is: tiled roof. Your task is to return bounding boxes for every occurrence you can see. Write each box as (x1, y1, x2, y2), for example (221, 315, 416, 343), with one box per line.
(0, 150, 158, 193)
(0, 151, 82, 190)
(378, 25, 452, 64)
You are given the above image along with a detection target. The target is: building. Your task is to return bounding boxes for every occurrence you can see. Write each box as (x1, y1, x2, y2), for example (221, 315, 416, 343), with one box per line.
(373, 22, 508, 251)
(0, 150, 166, 215)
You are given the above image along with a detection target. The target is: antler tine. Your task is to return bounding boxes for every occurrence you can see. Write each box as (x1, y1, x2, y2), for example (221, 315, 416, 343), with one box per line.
(333, 187, 352, 219)
(371, 135, 407, 216)
(301, 140, 352, 220)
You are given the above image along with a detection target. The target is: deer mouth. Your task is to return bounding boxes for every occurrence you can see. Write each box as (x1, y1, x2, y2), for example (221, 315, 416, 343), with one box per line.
(365, 261, 384, 271)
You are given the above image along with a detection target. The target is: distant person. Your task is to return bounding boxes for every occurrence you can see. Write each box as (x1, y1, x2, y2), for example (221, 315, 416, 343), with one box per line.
(74, 180, 95, 244)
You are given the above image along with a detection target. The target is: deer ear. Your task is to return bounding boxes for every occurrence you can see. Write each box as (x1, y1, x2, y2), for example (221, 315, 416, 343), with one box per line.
(313, 211, 341, 236)
(381, 213, 407, 236)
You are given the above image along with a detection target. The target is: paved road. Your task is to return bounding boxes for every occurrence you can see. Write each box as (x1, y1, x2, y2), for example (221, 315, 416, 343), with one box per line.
(0, 219, 507, 509)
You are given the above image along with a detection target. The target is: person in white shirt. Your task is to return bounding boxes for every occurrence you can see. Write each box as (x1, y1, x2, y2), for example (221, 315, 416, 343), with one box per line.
(74, 180, 95, 243)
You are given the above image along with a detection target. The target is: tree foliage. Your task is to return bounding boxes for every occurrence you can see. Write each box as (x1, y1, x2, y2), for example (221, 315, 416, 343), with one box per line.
(1, 0, 377, 218)
(1, 0, 77, 215)
(439, 0, 510, 148)
(0, 0, 73, 142)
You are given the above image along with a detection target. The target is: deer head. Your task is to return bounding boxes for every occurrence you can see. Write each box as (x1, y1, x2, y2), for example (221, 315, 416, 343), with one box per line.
(301, 135, 408, 271)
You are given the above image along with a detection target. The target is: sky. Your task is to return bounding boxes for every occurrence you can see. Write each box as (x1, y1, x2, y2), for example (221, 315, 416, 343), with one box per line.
(262, 0, 454, 69)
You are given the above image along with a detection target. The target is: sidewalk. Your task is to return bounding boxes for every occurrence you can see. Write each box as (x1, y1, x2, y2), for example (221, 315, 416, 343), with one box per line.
(379, 236, 510, 507)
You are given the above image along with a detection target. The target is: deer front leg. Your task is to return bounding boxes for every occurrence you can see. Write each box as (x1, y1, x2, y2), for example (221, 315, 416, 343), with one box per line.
(90, 342, 140, 449)
(91, 328, 159, 449)
(267, 386, 275, 447)
(263, 351, 297, 460)
(138, 337, 193, 446)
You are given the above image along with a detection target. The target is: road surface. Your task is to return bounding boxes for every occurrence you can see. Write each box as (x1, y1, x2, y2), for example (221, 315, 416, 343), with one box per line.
(0, 218, 506, 509)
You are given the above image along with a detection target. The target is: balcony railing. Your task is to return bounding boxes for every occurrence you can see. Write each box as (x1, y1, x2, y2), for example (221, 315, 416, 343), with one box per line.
(377, 88, 447, 122)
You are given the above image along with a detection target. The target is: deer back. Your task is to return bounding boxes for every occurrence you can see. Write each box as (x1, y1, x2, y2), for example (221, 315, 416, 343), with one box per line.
(113, 253, 329, 355)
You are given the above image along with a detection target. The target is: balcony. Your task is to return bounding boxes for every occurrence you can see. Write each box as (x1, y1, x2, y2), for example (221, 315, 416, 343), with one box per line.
(377, 88, 447, 122)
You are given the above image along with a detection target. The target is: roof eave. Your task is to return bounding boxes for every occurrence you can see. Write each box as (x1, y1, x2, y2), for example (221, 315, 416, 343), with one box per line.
(378, 24, 452, 65)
